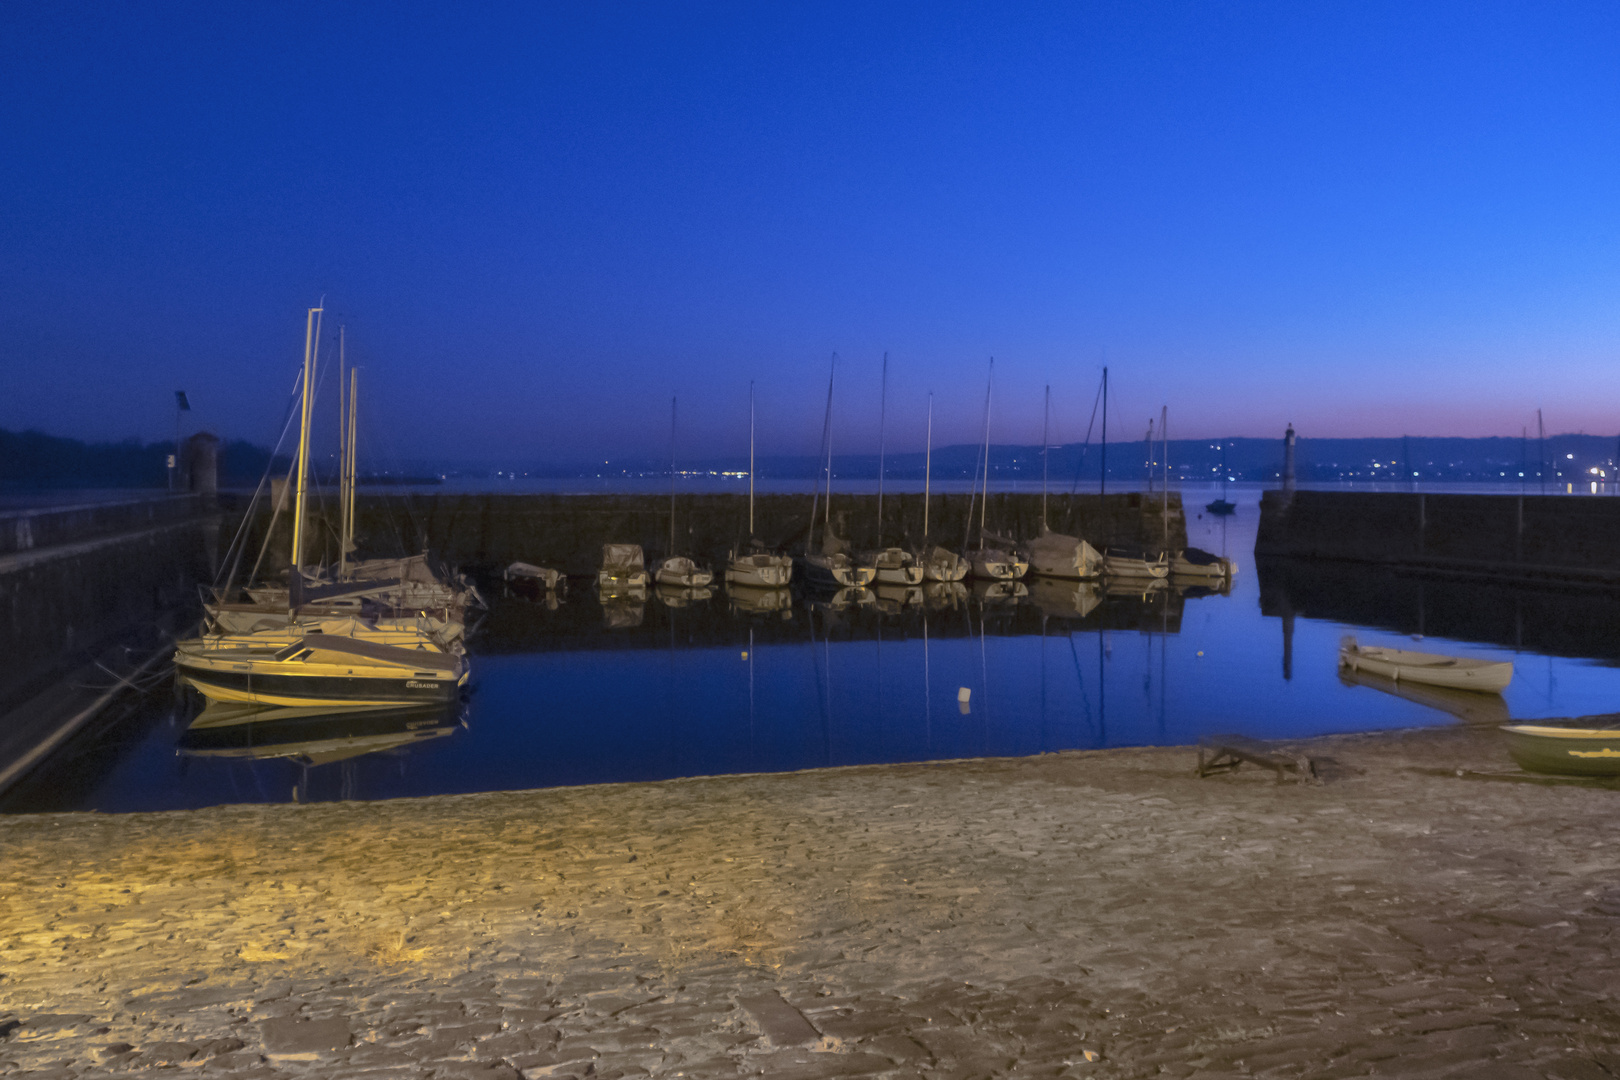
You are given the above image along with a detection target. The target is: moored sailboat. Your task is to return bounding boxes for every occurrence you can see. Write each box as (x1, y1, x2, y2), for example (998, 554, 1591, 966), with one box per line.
(918, 394, 969, 582)
(176, 306, 464, 708)
(725, 382, 794, 587)
(964, 360, 1028, 584)
(793, 356, 876, 590)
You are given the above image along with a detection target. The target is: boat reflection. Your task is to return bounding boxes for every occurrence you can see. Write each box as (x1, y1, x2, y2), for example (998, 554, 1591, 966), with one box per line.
(600, 586, 647, 629)
(923, 581, 968, 611)
(656, 583, 714, 607)
(1337, 667, 1512, 726)
(179, 701, 464, 766)
(971, 578, 1029, 605)
(1027, 577, 1102, 619)
(727, 584, 794, 616)
(873, 584, 924, 613)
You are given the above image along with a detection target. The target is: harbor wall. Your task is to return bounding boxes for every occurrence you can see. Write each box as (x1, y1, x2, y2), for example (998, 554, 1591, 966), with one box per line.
(0, 516, 217, 710)
(0, 493, 200, 556)
(245, 491, 1190, 576)
(1256, 555, 1620, 663)
(1255, 490, 1620, 586)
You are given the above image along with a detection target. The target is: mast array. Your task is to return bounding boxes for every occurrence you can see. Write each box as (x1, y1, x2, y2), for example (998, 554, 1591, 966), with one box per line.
(923, 392, 933, 539)
(876, 351, 888, 544)
(748, 381, 755, 538)
(290, 305, 322, 576)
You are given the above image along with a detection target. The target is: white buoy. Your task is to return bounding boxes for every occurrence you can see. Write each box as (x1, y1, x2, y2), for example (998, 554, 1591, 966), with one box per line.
(957, 687, 971, 703)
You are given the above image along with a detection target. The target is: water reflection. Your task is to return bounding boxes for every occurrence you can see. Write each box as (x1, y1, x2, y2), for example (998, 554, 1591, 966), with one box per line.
(179, 702, 463, 766)
(17, 485, 1620, 813)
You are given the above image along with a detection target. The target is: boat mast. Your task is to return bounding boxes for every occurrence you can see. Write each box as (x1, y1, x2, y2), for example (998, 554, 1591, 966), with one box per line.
(1041, 384, 1050, 531)
(824, 362, 836, 544)
(748, 381, 755, 538)
(337, 327, 347, 578)
(290, 304, 322, 578)
(669, 395, 678, 555)
(979, 359, 993, 551)
(807, 356, 835, 555)
(344, 366, 358, 572)
(337, 326, 345, 570)
(1100, 366, 1108, 501)
(877, 351, 888, 546)
(1161, 405, 1169, 549)
(926, 393, 939, 540)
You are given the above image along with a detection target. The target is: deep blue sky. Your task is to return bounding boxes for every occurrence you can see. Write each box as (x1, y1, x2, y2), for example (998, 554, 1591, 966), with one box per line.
(4, 3, 1619, 465)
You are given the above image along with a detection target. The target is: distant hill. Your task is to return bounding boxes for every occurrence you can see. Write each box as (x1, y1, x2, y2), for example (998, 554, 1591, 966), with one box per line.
(7, 427, 1615, 489)
(0, 429, 279, 490)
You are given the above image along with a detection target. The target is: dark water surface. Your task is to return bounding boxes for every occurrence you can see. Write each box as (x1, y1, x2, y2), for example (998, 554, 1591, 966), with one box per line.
(11, 483, 1620, 813)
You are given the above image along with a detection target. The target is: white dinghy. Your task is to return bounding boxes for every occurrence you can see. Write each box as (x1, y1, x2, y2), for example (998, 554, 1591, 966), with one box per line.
(1339, 636, 1512, 694)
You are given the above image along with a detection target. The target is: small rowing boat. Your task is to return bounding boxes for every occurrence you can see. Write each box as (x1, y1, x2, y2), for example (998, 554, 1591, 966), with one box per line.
(1171, 547, 1236, 580)
(1503, 718, 1620, 776)
(1338, 636, 1512, 694)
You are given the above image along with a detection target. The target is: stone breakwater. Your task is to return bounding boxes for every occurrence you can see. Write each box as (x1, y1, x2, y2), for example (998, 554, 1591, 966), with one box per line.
(3, 728, 1619, 1078)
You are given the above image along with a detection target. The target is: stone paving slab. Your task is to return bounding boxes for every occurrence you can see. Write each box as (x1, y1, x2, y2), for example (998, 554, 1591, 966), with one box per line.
(2, 726, 1620, 1077)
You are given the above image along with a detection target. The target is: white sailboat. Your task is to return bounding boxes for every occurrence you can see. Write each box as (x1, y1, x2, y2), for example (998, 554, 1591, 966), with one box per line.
(725, 382, 793, 587)
(176, 307, 466, 708)
(211, 362, 476, 638)
(919, 393, 970, 582)
(794, 357, 876, 589)
(965, 361, 1028, 583)
(1025, 386, 1102, 580)
(651, 396, 715, 589)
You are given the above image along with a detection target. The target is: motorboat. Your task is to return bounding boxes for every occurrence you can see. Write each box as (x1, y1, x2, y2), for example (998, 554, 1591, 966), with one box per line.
(920, 546, 970, 582)
(175, 632, 468, 708)
(599, 543, 651, 589)
(505, 561, 566, 591)
(1206, 498, 1237, 516)
(1171, 547, 1237, 580)
(1339, 636, 1512, 694)
(1025, 528, 1102, 580)
(1102, 546, 1170, 579)
(863, 547, 924, 586)
(1503, 718, 1620, 776)
(653, 555, 713, 588)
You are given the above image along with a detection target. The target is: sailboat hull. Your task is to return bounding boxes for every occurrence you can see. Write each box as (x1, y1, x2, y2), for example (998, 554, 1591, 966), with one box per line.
(177, 668, 466, 709)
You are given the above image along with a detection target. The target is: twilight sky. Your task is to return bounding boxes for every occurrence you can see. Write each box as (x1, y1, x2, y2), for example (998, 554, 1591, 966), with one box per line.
(3, 2, 1619, 465)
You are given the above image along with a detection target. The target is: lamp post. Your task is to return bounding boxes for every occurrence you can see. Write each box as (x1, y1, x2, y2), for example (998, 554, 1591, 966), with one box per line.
(171, 391, 190, 490)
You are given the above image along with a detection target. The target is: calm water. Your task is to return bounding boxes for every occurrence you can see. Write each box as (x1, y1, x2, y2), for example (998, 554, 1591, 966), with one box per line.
(11, 482, 1620, 813)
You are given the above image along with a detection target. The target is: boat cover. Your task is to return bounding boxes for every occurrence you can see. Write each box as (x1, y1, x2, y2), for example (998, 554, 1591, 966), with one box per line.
(601, 544, 645, 571)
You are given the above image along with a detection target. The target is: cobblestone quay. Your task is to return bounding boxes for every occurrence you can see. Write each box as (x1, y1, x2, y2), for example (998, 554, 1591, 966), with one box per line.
(4, 727, 1619, 1078)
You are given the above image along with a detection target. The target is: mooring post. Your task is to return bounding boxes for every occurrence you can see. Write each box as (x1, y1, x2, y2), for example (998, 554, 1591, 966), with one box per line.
(1282, 424, 1297, 506)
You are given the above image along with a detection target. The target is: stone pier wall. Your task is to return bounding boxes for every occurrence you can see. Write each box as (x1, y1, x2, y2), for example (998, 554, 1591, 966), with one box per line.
(239, 491, 1189, 576)
(1256, 489, 1620, 585)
